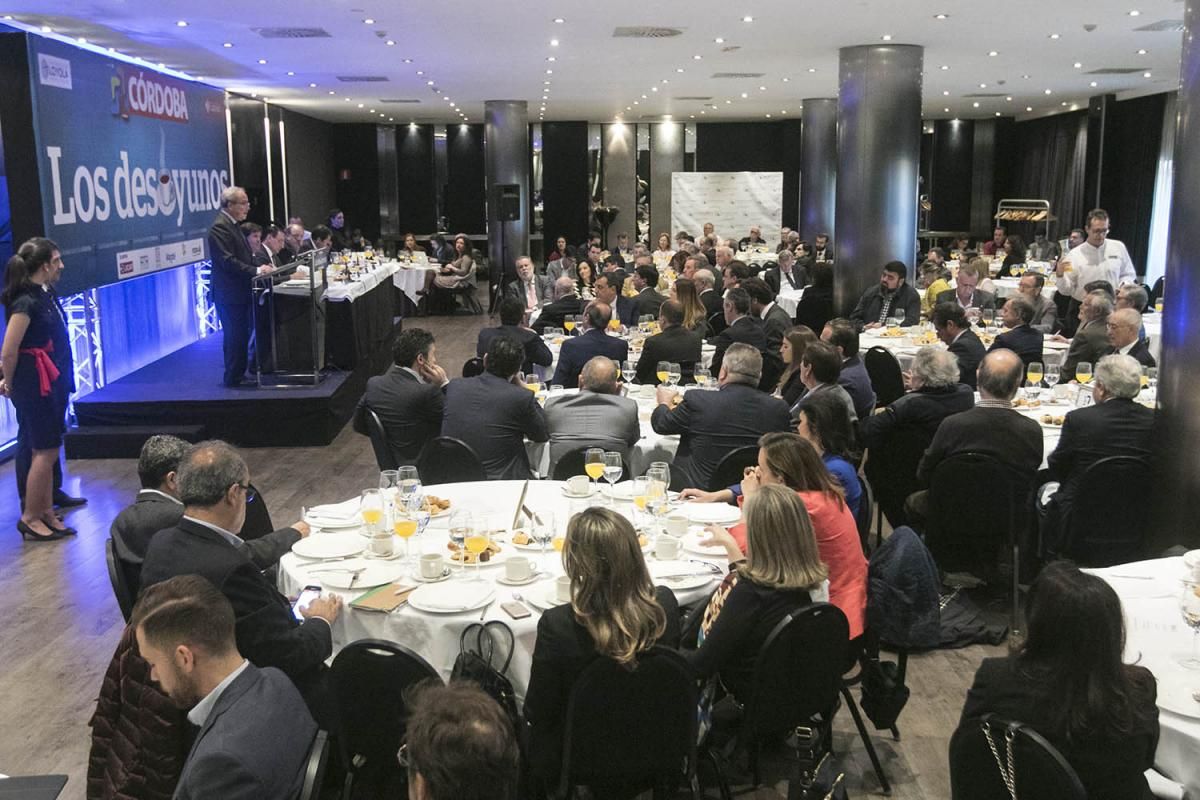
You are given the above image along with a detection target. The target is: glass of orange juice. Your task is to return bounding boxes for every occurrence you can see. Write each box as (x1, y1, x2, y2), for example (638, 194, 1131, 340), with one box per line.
(584, 448, 605, 493)
(1075, 362, 1093, 385)
(393, 506, 419, 569)
(463, 526, 491, 582)
(607, 317, 621, 332)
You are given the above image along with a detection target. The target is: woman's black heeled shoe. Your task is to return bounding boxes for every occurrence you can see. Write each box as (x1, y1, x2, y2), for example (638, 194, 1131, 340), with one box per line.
(17, 521, 67, 542)
(47, 524, 77, 536)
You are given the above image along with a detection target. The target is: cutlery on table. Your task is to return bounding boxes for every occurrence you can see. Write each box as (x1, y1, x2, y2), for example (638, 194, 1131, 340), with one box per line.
(308, 566, 366, 576)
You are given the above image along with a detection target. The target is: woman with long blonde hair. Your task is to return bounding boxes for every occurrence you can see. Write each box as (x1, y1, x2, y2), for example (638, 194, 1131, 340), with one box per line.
(672, 277, 708, 333)
(524, 507, 680, 784)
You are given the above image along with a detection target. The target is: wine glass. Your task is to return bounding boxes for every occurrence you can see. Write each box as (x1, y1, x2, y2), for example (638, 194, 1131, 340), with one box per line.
(397, 466, 421, 506)
(1044, 364, 1060, 389)
(1179, 581, 1200, 669)
(603, 451, 623, 504)
(694, 367, 711, 387)
(379, 469, 400, 502)
(1146, 367, 1158, 391)
(448, 510, 473, 573)
(630, 476, 650, 528)
(532, 510, 555, 574)
(656, 360, 670, 386)
(563, 315, 577, 334)
(584, 448, 605, 494)
(464, 526, 491, 582)
(1026, 361, 1044, 387)
(894, 309, 906, 327)
(982, 309, 996, 332)
(885, 317, 900, 336)
(392, 505, 419, 573)
(1024, 381, 1041, 403)
(622, 360, 638, 384)
(1075, 361, 1093, 385)
(360, 489, 384, 530)
(667, 363, 683, 387)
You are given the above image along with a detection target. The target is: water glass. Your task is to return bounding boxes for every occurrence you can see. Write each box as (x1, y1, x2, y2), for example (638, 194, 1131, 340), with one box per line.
(603, 451, 623, 503)
(1044, 364, 1060, 388)
(667, 363, 682, 386)
(622, 360, 638, 384)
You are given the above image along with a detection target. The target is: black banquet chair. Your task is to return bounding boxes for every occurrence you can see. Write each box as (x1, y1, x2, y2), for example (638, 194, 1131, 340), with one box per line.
(1046, 455, 1152, 567)
(298, 729, 332, 800)
(416, 436, 487, 485)
(105, 537, 137, 623)
(558, 646, 699, 800)
(362, 406, 399, 471)
(329, 639, 442, 799)
(949, 714, 1086, 800)
(863, 346, 906, 409)
(707, 446, 760, 493)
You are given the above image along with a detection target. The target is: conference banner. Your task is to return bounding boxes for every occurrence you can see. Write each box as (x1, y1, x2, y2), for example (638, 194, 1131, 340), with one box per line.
(27, 37, 230, 295)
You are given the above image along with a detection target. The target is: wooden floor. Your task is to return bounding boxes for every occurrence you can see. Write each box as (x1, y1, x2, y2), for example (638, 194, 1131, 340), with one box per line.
(0, 294, 1003, 799)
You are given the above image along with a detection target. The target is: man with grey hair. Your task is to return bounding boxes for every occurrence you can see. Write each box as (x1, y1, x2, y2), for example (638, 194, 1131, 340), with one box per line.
(860, 347, 974, 527)
(532, 276, 584, 335)
(1059, 290, 1113, 378)
(768, 247, 806, 292)
(989, 295, 1044, 368)
(714, 246, 734, 270)
(1116, 283, 1149, 313)
(543, 357, 639, 474)
(1038, 353, 1156, 555)
(141, 440, 340, 720)
(209, 186, 273, 386)
(1102, 307, 1156, 366)
(652, 342, 791, 489)
(506, 256, 552, 312)
(694, 267, 723, 323)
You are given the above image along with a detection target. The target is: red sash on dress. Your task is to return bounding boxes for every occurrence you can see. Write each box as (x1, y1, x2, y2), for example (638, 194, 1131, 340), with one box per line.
(18, 340, 60, 397)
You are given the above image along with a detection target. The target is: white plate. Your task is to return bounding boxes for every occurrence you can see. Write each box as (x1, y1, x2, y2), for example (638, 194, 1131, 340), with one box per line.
(680, 531, 729, 558)
(496, 573, 541, 586)
(292, 533, 364, 560)
(648, 561, 717, 591)
(510, 537, 555, 552)
(525, 581, 571, 611)
(319, 561, 406, 589)
(306, 516, 363, 530)
(679, 502, 742, 525)
(407, 581, 496, 614)
(560, 486, 596, 499)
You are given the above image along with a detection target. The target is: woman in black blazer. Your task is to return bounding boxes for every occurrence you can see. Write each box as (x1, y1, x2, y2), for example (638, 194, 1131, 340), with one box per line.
(523, 507, 681, 786)
(775, 325, 818, 406)
(956, 561, 1159, 800)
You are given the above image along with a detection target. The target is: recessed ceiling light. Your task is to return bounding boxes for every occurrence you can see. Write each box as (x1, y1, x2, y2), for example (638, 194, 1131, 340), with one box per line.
(934, 13, 949, 19)
(1073, 62, 1082, 68)
(1090, 81, 1098, 87)
(759, 85, 766, 91)
(546, 56, 555, 61)
(661, 79, 669, 83)
(223, 41, 233, 47)
(39, 24, 51, 31)
(642, 94, 648, 99)
(742, 16, 754, 22)
(808, 67, 817, 73)
(714, 37, 724, 43)
(1006, 96, 1013, 101)
(249, 93, 257, 98)
(726, 100, 732, 104)
(553, 17, 564, 23)
(357, 103, 364, 108)
(650, 87, 658, 92)
(765, 114, 772, 118)
(693, 54, 702, 60)
(881, 34, 892, 41)
(972, 101, 980, 108)
(700, 110, 706, 114)
(369, 108, 375, 112)
(988, 50, 998, 57)
(1144, 71, 1152, 78)
(77, 37, 87, 44)
(544, 80, 551, 85)
(633, 101, 639, 105)
(1044, 88, 1052, 94)
(402, 58, 412, 63)
(1137, 48, 1147, 55)
(1021, 74, 1031, 79)
(940, 64, 949, 70)
(416, 70, 424, 75)
(546, 69, 553, 74)
(740, 92, 748, 98)
(782, 77, 790, 82)
(309, 82, 317, 87)
(286, 71, 295, 76)
(386, 40, 395, 46)
(363, 18, 375, 24)
(1128, 9, 1141, 16)
(1049, 33, 1060, 39)
(626, 106, 632, 110)
(550, 39, 559, 46)
(979, 83, 987, 88)
(258, 58, 267, 64)
(943, 90, 950, 96)
(344, 97, 350, 101)
(677, 68, 685, 73)
(1062, 101, 1069, 106)
(328, 90, 335, 95)
(1026, 106, 1033, 111)
(944, 107, 950, 112)
(781, 110, 787, 114)
(176, 20, 188, 27)
(157, 63, 166, 69)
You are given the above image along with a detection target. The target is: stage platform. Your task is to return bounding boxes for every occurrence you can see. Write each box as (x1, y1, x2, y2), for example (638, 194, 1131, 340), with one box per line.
(72, 336, 363, 450)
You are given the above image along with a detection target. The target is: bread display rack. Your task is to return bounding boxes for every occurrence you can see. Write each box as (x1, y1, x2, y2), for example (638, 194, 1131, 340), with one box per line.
(994, 198, 1055, 240)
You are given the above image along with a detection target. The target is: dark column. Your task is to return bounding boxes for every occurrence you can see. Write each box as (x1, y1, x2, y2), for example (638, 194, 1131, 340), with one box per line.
(229, 96, 270, 225)
(1155, 3, 1200, 551)
(333, 124, 381, 243)
(834, 45, 924, 315)
(541, 121, 590, 250)
(781, 119, 803, 229)
(446, 123, 485, 234)
(929, 119, 973, 233)
(396, 124, 436, 234)
(799, 98, 837, 245)
(484, 101, 530, 299)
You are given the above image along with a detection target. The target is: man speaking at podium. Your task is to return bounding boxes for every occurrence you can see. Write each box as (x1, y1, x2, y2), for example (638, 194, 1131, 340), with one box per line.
(208, 187, 272, 387)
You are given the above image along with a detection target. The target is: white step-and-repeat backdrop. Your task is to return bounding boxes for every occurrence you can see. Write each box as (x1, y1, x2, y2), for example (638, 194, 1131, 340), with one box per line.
(670, 172, 783, 244)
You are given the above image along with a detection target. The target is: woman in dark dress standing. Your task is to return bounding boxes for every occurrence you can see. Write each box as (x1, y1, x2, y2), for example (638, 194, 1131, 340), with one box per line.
(0, 238, 75, 540)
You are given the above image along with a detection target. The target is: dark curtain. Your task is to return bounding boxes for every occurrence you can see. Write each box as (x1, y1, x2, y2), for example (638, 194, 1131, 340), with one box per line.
(1100, 93, 1166, 275)
(1009, 111, 1088, 241)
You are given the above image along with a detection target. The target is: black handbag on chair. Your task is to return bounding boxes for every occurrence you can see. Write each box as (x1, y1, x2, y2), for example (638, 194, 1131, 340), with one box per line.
(450, 621, 521, 728)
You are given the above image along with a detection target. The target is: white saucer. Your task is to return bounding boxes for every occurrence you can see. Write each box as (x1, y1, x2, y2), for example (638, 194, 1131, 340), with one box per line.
(561, 486, 596, 499)
(496, 573, 541, 586)
(413, 568, 452, 583)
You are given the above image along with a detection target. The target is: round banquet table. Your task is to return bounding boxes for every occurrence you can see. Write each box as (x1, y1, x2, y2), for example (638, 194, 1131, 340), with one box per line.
(278, 480, 731, 698)
(536, 331, 715, 383)
(1088, 557, 1200, 797)
(392, 263, 441, 306)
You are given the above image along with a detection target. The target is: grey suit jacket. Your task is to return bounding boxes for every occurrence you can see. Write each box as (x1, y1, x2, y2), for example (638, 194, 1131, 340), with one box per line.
(1060, 320, 1110, 378)
(544, 391, 641, 473)
(1030, 294, 1058, 334)
(175, 664, 316, 800)
(547, 259, 578, 283)
(761, 304, 793, 352)
(507, 275, 554, 307)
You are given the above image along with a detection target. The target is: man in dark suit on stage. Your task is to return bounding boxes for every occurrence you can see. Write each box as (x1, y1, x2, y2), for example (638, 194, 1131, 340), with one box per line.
(989, 296, 1045, 369)
(140, 441, 340, 721)
(133, 575, 317, 800)
(442, 336, 549, 479)
(208, 187, 270, 387)
(533, 277, 585, 335)
(635, 301, 703, 385)
(1037, 354, 1156, 555)
(708, 288, 768, 377)
(477, 297, 553, 375)
(932, 302, 987, 389)
(1102, 308, 1157, 367)
(631, 265, 667, 320)
(355, 328, 449, 467)
(651, 344, 791, 489)
(550, 302, 629, 389)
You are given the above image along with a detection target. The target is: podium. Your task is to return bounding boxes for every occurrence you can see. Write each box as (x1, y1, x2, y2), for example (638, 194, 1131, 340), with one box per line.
(251, 248, 328, 387)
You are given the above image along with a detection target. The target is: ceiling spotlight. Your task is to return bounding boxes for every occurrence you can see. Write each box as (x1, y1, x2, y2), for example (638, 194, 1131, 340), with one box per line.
(363, 18, 375, 24)
(344, 97, 350, 101)
(988, 50, 998, 56)
(979, 83, 987, 88)
(286, 71, 295, 76)
(369, 108, 375, 112)
(677, 68, 685, 73)
(808, 67, 817, 73)
(943, 90, 950, 96)
(742, 15, 754, 22)
(427, 80, 434, 85)
(1073, 62, 1082, 68)
(642, 94, 648, 99)
(741, 92, 749, 98)
(550, 39, 559, 46)
(633, 100, 639, 105)
(934, 13, 949, 19)
(77, 37, 87, 44)
(357, 103, 364, 108)
(726, 100, 732, 104)
(544, 80, 551, 85)
(1049, 33, 1060, 39)
(546, 69, 553, 74)
(386, 40, 395, 46)
(782, 77, 790, 82)
(309, 82, 317, 87)
(693, 54, 702, 60)
(972, 101, 980, 108)
(328, 90, 335, 95)
(416, 70, 424, 75)
(781, 109, 787, 114)
(1044, 88, 1052, 94)
(176, 20, 188, 27)
(1021, 74, 1031, 79)
(1128, 9, 1141, 16)
(765, 114, 772, 118)
(940, 64, 949, 70)
(943, 107, 949, 112)
(258, 58, 267, 64)
(881, 34, 892, 41)
(1137, 48, 1148, 55)
(402, 58, 412, 63)
(1026, 106, 1033, 111)
(650, 87, 658, 92)
(223, 42, 233, 47)
(1089, 80, 1099, 87)
(714, 37, 724, 43)
(553, 17, 564, 23)
(546, 56, 555, 61)
(1144, 71, 1152, 78)
(759, 85, 766, 90)
(1006, 96, 1013, 101)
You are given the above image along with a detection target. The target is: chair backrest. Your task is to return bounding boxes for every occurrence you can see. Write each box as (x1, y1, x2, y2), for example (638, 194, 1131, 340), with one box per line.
(1059, 455, 1152, 567)
(238, 482, 275, 541)
(560, 646, 697, 796)
(863, 425, 934, 524)
(743, 603, 849, 745)
(462, 357, 485, 378)
(105, 537, 136, 623)
(855, 474, 874, 550)
(552, 446, 632, 482)
(927, 452, 1033, 574)
(298, 729, 332, 800)
(707, 445, 760, 492)
(863, 346, 906, 408)
(949, 714, 1087, 800)
(416, 437, 487, 484)
(363, 406, 400, 471)
(329, 639, 442, 775)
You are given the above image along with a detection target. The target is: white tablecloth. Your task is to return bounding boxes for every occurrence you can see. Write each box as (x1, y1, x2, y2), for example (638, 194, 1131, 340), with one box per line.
(538, 333, 715, 383)
(776, 287, 805, 319)
(1090, 557, 1200, 797)
(393, 264, 441, 306)
(278, 480, 729, 698)
(1144, 315, 1163, 363)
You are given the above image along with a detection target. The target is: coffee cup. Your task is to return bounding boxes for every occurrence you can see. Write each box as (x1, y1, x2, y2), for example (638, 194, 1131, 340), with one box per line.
(555, 575, 572, 602)
(655, 535, 682, 560)
(506, 556, 533, 582)
(419, 553, 446, 579)
(566, 475, 590, 496)
(665, 514, 689, 538)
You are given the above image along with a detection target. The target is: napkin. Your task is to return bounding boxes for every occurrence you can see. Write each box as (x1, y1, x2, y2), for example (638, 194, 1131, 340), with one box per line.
(307, 498, 362, 525)
(414, 580, 492, 611)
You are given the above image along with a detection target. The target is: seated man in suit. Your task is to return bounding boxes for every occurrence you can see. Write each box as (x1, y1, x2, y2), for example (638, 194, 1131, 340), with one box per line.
(505, 256, 552, 313)
(631, 265, 668, 320)
(794, 261, 834, 333)
(635, 300, 704, 385)
(708, 288, 767, 377)
(651, 344, 791, 489)
(1019, 273, 1058, 333)
(133, 575, 317, 800)
(935, 267, 996, 312)
(110, 435, 191, 587)
(932, 302, 986, 390)
(905, 349, 1043, 538)
(550, 302, 629, 389)
(1058, 290, 1113, 378)
(849, 261, 923, 330)
(140, 441, 342, 721)
(1037, 354, 1156, 554)
(355, 328, 450, 466)
(989, 296, 1045, 368)
(791, 340, 858, 424)
(766, 248, 807, 294)
(532, 277, 585, 335)
(743, 277, 793, 355)
(695, 268, 725, 334)
(821, 318, 877, 419)
(737, 225, 766, 251)
(1103, 308, 1156, 367)
(544, 356, 640, 474)
(477, 297, 554, 374)
(592, 271, 637, 328)
(546, 254, 578, 283)
(442, 336, 548, 479)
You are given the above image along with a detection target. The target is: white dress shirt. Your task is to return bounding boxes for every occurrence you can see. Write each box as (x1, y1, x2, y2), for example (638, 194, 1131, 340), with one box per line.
(187, 659, 250, 727)
(1060, 238, 1136, 302)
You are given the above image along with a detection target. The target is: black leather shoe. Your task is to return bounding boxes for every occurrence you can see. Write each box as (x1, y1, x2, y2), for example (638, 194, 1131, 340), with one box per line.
(53, 491, 87, 508)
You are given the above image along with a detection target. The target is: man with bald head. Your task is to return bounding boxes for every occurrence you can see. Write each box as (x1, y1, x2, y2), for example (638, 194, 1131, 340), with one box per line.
(543, 356, 640, 474)
(1103, 308, 1156, 367)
